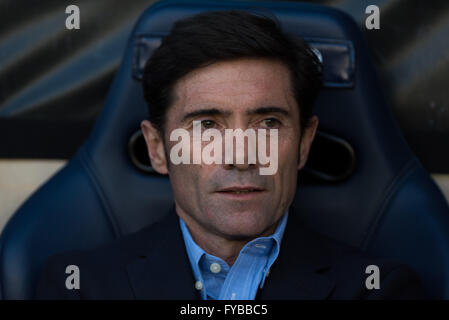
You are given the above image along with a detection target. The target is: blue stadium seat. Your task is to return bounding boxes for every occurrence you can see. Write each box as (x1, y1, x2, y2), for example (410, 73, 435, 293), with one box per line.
(1, 0, 449, 299)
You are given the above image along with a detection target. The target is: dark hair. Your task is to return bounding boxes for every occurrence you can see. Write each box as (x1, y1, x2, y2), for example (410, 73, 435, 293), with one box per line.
(142, 10, 323, 134)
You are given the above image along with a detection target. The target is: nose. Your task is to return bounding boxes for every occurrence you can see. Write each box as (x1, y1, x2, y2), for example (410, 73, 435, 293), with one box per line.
(222, 131, 258, 171)
(223, 161, 256, 171)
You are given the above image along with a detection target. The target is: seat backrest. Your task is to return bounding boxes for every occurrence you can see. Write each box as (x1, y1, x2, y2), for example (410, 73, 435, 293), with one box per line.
(2, 0, 449, 299)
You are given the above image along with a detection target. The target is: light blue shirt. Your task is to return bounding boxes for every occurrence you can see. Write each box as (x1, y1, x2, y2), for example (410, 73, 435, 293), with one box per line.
(179, 211, 288, 300)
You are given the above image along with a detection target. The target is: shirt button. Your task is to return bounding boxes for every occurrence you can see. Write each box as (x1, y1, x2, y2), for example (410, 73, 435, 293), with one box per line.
(266, 269, 271, 277)
(195, 281, 203, 290)
(210, 262, 221, 273)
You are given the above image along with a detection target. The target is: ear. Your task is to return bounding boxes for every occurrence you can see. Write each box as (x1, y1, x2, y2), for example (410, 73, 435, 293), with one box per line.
(297, 115, 319, 171)
(141, 120, 169, 175)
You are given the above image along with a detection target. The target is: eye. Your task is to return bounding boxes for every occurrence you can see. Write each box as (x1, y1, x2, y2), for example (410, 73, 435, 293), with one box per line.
(261, 118, 281, 128)
(201, 119, 216, 129)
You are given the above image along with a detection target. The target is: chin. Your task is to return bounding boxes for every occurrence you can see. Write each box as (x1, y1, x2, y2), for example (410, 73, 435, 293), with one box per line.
(218, 219, 270, 240)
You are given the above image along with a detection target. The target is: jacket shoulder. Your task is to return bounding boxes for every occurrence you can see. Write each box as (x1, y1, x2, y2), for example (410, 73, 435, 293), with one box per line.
(35, 216, 169, 299)
(308, 229, 426, 299)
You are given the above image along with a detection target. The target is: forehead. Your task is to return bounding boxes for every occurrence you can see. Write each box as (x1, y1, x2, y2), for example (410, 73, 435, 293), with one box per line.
(171, 58, 298, 115)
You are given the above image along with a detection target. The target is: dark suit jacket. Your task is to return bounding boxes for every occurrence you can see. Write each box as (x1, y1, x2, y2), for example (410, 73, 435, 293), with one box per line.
(35, 206, 425, 299)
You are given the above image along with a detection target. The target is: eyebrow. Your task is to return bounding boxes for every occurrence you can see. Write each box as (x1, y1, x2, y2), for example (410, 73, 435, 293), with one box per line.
(181, 108, 231, 123)
(246, 106, 290, 117)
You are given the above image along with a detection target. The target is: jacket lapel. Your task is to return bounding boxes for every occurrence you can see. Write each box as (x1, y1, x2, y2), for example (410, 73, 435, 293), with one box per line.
(125, 206, 200, 299)
(258, 207, 336, 300)
(125, 205, 335, 300)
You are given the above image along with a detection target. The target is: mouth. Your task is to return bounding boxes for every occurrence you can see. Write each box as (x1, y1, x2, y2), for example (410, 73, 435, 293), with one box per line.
(216, 186, 265, 198)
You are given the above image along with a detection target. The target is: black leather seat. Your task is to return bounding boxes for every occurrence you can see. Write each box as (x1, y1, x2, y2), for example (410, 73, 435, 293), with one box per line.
(1, 0, 449, 299)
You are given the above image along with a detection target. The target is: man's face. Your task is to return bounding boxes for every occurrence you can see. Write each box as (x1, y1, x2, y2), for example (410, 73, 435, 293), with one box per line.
(142, 58, 318, 241)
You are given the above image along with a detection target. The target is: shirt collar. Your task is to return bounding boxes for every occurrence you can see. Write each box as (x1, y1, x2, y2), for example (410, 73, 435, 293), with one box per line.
(179, 211, 289, 276)
(179, 218, 205, 275)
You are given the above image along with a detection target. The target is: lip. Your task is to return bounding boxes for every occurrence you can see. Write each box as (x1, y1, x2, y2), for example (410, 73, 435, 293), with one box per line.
(218, 186, 264, 192)
(216, 186, 265, 200)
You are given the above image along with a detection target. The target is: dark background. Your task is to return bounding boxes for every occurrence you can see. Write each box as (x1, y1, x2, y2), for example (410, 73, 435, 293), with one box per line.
(1, 0, 448, 173)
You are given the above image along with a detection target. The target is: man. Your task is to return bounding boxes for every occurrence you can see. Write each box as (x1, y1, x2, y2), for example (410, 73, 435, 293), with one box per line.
(36, 10, 424, 300)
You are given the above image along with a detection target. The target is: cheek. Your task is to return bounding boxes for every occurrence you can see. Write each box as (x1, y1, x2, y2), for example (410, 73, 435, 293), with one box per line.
(278, 131, 300, 166)
(168, 164, 197, 198)
(169, 163, 210, 199)
(276, 134, 300, 190)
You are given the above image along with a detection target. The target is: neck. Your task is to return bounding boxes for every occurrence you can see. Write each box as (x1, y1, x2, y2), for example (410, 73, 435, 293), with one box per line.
(176, 206, 278, 267)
